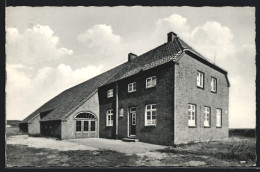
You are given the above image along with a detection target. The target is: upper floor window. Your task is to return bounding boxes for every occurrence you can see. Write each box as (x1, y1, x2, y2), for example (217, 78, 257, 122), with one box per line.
(107, 89, 113, 98)
(146, 76, 157, 88)
(145, 104, 157, 126)
(106, 109, 113, 126)
(211, 77, 217, 92)
(216, 109, 222, 127)
(204, 107, 210, 127)
(128, 82, 136, 93)
(188, 104, 196, 127)
(197, 71, 204, 88)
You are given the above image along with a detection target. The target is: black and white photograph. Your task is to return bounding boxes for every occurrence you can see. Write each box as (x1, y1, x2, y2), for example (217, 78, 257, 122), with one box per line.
(5, 6, 256, 167)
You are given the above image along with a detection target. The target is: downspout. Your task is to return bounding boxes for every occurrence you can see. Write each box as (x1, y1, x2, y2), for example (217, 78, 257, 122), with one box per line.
(115, 82, 119, 139)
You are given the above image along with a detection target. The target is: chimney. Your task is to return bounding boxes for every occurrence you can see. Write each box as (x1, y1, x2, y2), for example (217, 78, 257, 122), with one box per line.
(167, 32, 177, 42)
(128, 53, 137, 62)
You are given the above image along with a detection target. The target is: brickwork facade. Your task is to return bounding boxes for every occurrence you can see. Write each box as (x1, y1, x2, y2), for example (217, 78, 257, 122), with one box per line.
(99, 53, 229, 145)
(174, 53, 229, 144)
(99, 62, 175, 145)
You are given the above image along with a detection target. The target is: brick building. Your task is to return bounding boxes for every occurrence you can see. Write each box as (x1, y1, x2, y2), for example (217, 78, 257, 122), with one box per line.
(19, 32, 229, 145)
(98, 32, 230, 145)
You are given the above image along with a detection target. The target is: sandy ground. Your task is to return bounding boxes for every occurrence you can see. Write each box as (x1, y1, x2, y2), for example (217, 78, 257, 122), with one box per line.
(7, 135, 98, 151)
(67, 138, 165, 154)
(6, 135, 165, 154)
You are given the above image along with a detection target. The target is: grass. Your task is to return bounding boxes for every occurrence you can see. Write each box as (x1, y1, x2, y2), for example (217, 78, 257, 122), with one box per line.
(6, 144, 139, 167)
(158, 136, 256, 166)
(6, 127, 257, 167)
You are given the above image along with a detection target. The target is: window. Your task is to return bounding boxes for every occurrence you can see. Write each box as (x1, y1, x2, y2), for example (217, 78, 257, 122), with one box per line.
(216, 109, 222, 127)
(76, 121, 81, 132)
(128, 82, 136, 92)
(130, 107, 136, 125)
(84, 121, 89, 131)
(107, 89, 113, 98)
(188, 104, 196, 127)
(106, 109, 113, 126)
(146, 76, 157, 88)
(204, 107, 210, 127)
(145, 104, 157, 126)
(197, 71, 204, 88)
(91, 121, 95, 131)
(211, 77, 217, 92)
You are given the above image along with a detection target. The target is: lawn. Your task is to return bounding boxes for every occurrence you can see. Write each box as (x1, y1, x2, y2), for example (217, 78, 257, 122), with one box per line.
(6, 144, 139, 167)
(6, 127, 256, 167)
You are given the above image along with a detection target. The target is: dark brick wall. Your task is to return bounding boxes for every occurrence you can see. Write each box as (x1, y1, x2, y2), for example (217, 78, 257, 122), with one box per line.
(174, 53, 229, 144)
(98, 62, 175, 145)
(99, 54, 229, 145)
(98, 84, 116, 139)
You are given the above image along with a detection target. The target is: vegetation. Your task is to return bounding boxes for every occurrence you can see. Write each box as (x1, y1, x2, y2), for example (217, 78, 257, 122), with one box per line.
(6, 144, 138, 167)
(6, 127, 256, 167)
(159, 137, 256, 165)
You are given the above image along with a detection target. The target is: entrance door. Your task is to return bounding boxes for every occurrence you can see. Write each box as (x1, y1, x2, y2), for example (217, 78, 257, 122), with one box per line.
(129, 107, 136, 136)
(75, 112, 97, 138)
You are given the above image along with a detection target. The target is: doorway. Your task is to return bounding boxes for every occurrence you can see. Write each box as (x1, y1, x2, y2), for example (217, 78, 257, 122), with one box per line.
(75, 112, 97, 138)
(129, 107, 136, 136)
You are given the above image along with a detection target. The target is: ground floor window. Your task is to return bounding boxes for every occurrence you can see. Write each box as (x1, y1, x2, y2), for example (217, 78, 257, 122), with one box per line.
(188, 104, 196, 127)
(76, 121, 81, 132)
(83, 121, 89, 131)
(91, 121, 95, 131)
(216, 109, 222, 127)
(204, 106, 210, 127)
(106, 109, 113, 126)
(145, 104, 156, 126)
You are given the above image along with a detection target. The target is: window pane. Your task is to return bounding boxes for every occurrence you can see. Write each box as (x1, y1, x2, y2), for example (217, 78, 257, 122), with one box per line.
(76, 121, 81, 131)
(84, 121, 89, 131)
(133, 83, 136, 90)
(147, 111, 151, 119)
(152, 77, 156, 86)
(91, 121, 95, 131)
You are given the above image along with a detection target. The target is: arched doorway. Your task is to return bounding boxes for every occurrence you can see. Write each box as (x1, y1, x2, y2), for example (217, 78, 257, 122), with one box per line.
(74, 112, 97, 138)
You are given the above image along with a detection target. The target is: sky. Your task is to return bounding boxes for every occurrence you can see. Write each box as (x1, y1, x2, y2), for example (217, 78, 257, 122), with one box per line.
(6, 7, 255, 128)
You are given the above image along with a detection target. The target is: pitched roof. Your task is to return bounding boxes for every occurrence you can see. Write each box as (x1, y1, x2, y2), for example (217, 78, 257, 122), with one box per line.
(105, 38, 183, 85)
(21, 33, 229, 123)
(21, 63, 125, 123)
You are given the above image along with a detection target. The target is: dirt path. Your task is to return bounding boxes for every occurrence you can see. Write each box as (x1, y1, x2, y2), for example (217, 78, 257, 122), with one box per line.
(7, 135, 98, 151)
(67, 138, 165, 154)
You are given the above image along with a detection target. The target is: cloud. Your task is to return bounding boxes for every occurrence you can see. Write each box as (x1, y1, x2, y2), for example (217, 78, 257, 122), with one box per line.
(154, 14, 256, 128)
(76, 24, 127, 69)
(189, 21, 235, 65)
(6, 25, 73, 66)
(154, 14, 190, 43)
(6, 64, 103, 120)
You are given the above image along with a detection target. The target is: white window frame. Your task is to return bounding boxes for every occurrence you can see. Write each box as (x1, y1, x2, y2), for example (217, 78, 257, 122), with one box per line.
(107, 89, 113, 98)
(128, 82, 136, 93)
(197, 71, 204, 88)
(216, 109, 222, 127)
(106, 109, 113, 126)
(211, 77, 217, 92)
(188, 104, 196, 127)
(145, 104, 157, 126)
(146, 76, 157, 88)
(204, 107, 210, 127)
